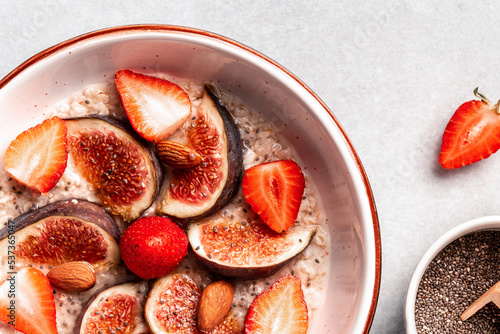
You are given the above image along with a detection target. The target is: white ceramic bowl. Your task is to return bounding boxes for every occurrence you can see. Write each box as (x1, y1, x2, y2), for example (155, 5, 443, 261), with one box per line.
(0, 25, 380, 333)
(405, 215, 500, 333)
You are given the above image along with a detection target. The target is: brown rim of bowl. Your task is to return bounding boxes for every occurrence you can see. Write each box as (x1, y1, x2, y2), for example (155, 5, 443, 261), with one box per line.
(0, 24, 380, 333)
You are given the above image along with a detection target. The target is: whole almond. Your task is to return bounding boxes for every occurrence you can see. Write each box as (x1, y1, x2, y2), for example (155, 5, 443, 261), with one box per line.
(47, 261, 96, 292)
(156, 140, 203, 169)
(197, 280, 234, 332)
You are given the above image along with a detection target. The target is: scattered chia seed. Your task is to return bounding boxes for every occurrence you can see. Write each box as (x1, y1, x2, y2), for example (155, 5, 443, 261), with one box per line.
(415, 231, 500, 333)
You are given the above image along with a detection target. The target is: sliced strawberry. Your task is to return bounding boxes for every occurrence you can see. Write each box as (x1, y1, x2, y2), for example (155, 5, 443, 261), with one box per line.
(244, 274, 308, 334)
(0, 267, 58, 334)
(115, 69, 191, 142)
(4, 116, 68, 194)
(439, 88, 500, 169)
(242, 160, 305, 233)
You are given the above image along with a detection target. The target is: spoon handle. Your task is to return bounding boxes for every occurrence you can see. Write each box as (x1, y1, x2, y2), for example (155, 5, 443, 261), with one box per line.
(460, 281, 500, 321)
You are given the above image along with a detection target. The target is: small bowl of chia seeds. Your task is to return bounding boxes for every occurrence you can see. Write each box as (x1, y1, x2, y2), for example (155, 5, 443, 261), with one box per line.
(405, 216, 500, 333)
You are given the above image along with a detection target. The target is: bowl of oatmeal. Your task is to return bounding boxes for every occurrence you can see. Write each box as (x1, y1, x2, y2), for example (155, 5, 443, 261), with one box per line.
(0, 25, 380, 333)
(405, 216, 500, 333)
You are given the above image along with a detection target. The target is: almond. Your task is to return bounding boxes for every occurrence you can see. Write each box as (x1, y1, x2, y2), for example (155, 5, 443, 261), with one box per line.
(197, 280, 234, 332)
(156, 140, 203, 169)
(46, 261, 96, 292)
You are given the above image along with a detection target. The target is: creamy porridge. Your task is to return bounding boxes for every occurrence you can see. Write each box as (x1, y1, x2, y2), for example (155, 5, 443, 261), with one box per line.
(0, 74, 330, 333)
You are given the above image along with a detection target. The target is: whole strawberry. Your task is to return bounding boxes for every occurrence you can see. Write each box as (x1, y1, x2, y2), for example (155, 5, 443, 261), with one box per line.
(119, 216, 188, 279)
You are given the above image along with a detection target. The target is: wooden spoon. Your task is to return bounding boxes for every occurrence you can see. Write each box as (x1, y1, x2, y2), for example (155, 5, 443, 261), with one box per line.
(460, 280, 500, 321)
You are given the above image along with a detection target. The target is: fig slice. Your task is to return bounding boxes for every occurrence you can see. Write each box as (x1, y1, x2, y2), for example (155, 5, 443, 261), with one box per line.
(187, 218, 317, 280)
(65, 116, 162, 222)
(0, 199, 120, 270)
(144, 273, 242, 334)
(158, 86, 243, 223)
(75, 281, 150, 334)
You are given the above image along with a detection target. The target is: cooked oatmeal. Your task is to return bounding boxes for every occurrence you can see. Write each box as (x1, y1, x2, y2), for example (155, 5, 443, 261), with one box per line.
(0, 74, 330, 334)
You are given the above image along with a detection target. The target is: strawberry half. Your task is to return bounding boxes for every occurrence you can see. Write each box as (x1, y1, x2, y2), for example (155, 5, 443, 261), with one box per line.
(242, 160, 305, 233)
(439, 88, 500, 169)
(244, 274, 308, 334)
(115, 69, 191, 142)
(0, 267, 58, 334)
(119, 216, 188, 279)
(4, 116, 68, 194)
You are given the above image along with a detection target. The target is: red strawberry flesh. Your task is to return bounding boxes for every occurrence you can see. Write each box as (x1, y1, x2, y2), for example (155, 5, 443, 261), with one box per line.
(3, 116, 68, 194)
(439, 89, 500, 169)
(0, 267, 58, 334)
(119, 216, 188, 279)
(115, 69, 191, 142)
(244, 274, 308, 334)
(242, 160, 305, 233)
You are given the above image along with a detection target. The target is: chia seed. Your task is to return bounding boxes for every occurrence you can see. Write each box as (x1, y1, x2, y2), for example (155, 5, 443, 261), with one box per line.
(415, 231, 500, 333)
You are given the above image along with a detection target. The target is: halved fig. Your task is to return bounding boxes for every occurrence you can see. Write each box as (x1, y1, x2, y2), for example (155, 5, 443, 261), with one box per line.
(65, 116, 162, 222)
(187, 218, 316, 280)
(0, 199, 120, 270)
(158, 87, 243, 222)
(75, 281, 150, 334)
(144, 273, 242, 334)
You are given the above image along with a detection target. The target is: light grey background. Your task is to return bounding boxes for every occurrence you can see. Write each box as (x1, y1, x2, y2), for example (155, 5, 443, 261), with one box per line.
(2, 1, 500, 333)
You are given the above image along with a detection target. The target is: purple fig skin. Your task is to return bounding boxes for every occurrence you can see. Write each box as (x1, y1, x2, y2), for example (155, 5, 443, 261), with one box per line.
(191, 250, 290, 280)
(74, 280, 150, 334)
(0, 198, 120, 240)
(79, 115, 164, 199)
(65, 115, 164, 222)
(189, 227, 317, 281)
(202, 86, 243, 218)
(162, 86, 243, 226)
